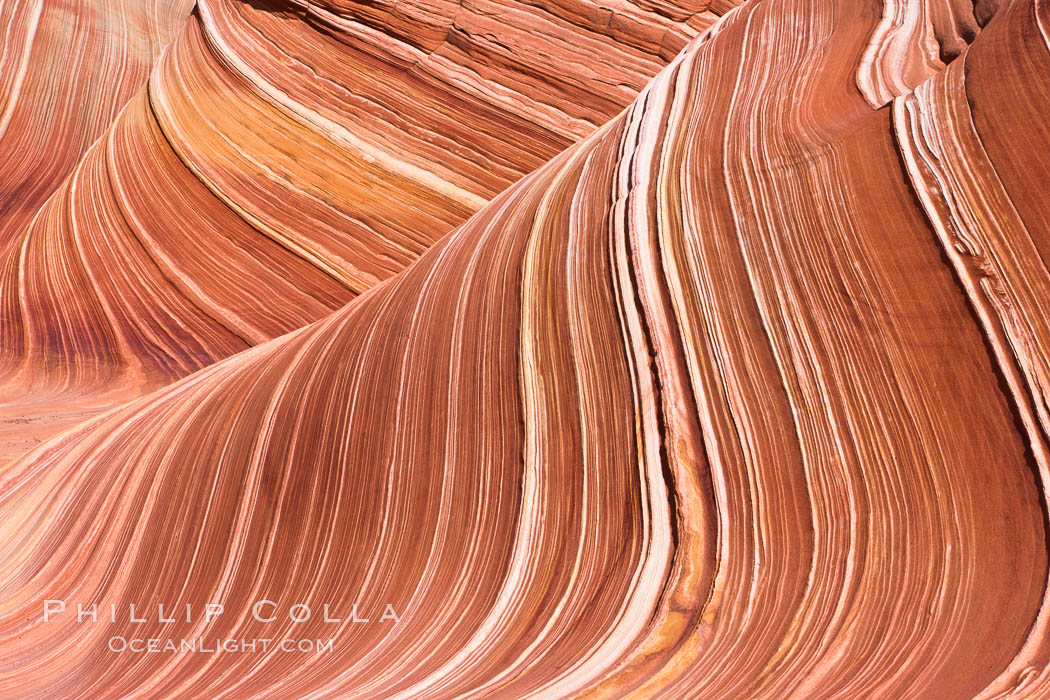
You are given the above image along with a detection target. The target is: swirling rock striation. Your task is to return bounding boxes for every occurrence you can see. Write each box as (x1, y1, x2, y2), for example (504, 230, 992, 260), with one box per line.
(0, 0, 196, 247)
(0, 0, 732, 464)
(2, 0, 1050, 698)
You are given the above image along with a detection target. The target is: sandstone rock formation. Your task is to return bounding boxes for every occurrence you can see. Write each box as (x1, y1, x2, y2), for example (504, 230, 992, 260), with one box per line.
(1, 0, 1049, 697)
(0, 0, 730, 464)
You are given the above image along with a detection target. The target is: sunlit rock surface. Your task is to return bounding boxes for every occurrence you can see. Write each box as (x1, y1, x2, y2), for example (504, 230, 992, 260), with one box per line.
(0, 0, 196, 246)
(2, 0, 1050, 697)
(0, 0, 730, 464)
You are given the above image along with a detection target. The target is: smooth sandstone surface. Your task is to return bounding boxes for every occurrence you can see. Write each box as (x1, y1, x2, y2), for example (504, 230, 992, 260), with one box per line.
(1, 0, 1049, 697)
(0, 0, 731, 464)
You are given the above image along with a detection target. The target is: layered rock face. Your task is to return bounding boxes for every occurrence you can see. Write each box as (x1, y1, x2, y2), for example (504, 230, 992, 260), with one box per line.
(1, 0, 1049, 698)
(0, 0, 732, 463)
(0, 0, 196, 245)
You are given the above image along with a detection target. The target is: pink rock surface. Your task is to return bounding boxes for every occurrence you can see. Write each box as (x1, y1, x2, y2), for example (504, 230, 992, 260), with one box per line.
(0, 0, 729, 466)
(2, 0, 1050, 697)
